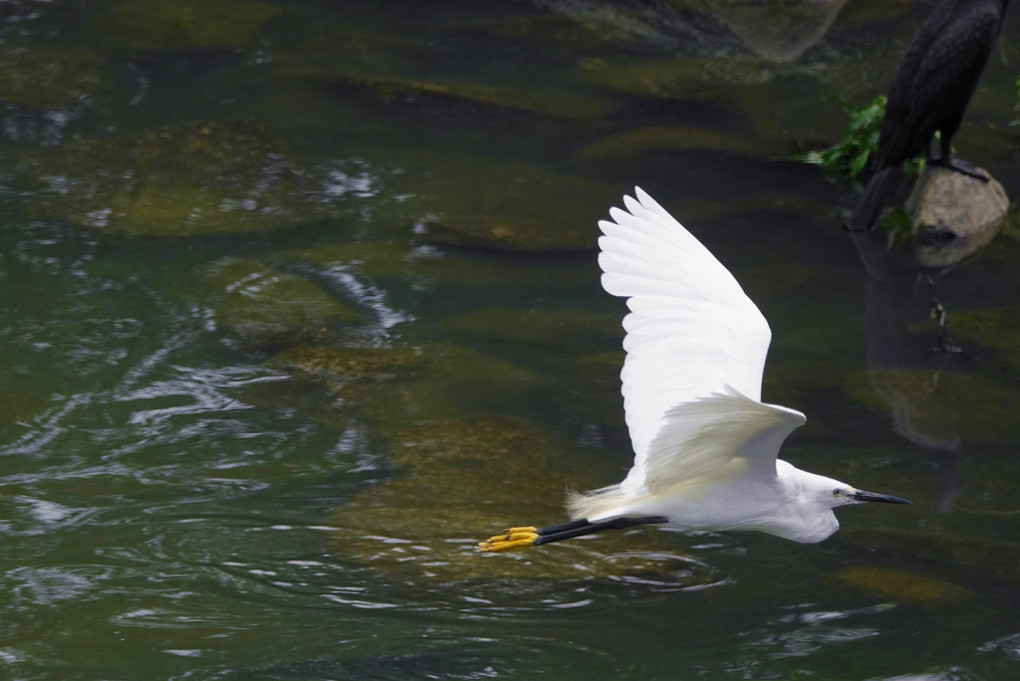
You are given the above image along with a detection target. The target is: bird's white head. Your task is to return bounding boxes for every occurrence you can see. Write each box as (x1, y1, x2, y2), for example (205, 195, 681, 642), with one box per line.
(796, 466, 911, 511)
(771, 462, 911, 543)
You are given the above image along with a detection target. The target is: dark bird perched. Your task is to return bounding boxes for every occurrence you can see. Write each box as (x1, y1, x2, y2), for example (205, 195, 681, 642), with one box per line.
(845, 0, 1010, 231)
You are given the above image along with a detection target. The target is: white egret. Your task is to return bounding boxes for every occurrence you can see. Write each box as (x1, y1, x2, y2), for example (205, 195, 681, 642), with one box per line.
(479, 188, 909, 552)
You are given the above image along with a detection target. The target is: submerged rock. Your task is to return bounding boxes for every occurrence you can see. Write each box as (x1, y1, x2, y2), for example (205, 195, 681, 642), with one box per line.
(577, 124, 757, 160)
(438, 308, 620, 357)
(292, 69, 614, 121)
(281, 240, 413, 279)
(399, 159, 613, 252)
(0, 46, 107, 109)
(269, 344, 425, 388)
(0, 388, 48, 429)
(19, 120, 327, 237)
(842, 527, 1020, 590)
(107, 0, 278, 50)
(268, 343, 541, 429)
(205, 259, 361, 351)
(275, 28, 614, 120)
(325, 416, 720, 587)
(837, 565, 970, 602)
(578, 53, 772, 101)
(282, 239, 595, 295)
(905, 166, 1009, 268)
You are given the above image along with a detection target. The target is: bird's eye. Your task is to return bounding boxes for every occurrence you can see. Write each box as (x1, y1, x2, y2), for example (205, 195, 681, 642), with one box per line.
(832, 488, 842, 497)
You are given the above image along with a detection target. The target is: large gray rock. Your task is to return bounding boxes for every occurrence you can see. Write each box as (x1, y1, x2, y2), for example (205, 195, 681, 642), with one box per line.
(691, 0, 850, 63)
(905, 166, 1009, 268)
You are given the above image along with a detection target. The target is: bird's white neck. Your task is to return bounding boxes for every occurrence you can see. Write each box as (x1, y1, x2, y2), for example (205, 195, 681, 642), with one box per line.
(762, 461, 842, 543)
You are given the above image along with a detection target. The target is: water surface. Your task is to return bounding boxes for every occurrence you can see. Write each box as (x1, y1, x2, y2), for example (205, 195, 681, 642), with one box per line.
(1, 1, 1019, 679)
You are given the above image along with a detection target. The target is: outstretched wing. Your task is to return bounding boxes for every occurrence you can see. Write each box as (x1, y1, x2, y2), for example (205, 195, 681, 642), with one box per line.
(567, 387, 806, 523)
(640, 388, 805, 494)
(597, 188, 791, 493)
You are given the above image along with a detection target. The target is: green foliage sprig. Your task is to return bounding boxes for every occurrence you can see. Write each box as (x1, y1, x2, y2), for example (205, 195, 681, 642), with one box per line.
(800, 95, 886, 176)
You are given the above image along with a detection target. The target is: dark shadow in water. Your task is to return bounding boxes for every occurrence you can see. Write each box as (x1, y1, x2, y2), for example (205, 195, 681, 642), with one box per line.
(848, 228, 964, 514)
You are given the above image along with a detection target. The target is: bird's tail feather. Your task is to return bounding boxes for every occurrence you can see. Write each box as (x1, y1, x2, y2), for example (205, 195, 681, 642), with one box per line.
(566, 484, 629, 521)
(845, 167, 899, 230)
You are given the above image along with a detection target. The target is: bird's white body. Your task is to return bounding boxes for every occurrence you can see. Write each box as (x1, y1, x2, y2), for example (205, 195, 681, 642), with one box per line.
(566, 189, 869, 543)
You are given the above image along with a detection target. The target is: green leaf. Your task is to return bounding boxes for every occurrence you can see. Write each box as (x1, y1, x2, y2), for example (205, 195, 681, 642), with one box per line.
(795, 94, 887, 177)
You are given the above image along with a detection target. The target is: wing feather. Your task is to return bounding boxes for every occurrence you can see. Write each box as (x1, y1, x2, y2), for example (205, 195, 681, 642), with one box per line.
(597, 188, 780, 494)
(642, 389, 805, 493)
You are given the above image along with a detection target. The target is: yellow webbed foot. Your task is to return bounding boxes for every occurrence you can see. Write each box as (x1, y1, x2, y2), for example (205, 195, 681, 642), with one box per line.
(477, 526, 539, 553)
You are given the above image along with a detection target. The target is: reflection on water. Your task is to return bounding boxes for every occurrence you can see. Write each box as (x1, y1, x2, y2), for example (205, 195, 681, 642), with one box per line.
(849, 226, 1020, 515)
(0, 1, 1019, 679)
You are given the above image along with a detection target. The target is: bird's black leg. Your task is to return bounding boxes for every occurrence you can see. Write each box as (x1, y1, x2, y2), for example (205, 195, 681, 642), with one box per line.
(533, 516, 669, 546)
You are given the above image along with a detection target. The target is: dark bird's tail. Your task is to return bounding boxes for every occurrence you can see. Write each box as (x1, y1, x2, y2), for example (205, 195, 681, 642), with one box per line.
(844, 167, 899, 231)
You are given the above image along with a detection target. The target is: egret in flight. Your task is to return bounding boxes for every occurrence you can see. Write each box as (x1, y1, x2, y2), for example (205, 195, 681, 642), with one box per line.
(479, 189, 909, 552)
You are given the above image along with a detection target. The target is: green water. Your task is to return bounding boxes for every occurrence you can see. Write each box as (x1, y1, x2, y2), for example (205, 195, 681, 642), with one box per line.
(2, 1, 1019, 679)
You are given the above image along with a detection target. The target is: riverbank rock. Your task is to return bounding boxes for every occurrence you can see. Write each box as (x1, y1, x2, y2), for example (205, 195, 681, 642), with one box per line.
(905, 166, 1009, 267)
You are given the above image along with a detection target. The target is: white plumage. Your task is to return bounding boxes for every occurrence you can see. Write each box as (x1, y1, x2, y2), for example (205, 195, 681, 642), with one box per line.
(479, 189, 909, 552)
(595, 189, 783, 494)
(568, 188, 820, 539)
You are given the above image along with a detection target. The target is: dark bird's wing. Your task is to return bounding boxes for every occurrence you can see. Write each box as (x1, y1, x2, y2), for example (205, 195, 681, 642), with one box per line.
(908, 2, 1003, 142)
(875, 0, 962, 167)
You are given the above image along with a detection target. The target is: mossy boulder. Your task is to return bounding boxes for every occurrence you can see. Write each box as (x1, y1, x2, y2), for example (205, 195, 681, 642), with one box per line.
(325, 416, 720, 587)
(107, 0, 278, 50)
(205, 259, 361, 350)
(398, 159, 613, 252)
(269, 344, 425, 388)
(0, 46, 106, 109)
(19, 120, 327, 237)
(837, 565, 970, 602)
(268, 343, 542, 430)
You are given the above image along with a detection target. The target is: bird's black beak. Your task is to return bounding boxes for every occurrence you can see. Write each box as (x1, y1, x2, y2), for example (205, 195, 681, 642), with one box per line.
(851, 489, 911, 504)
